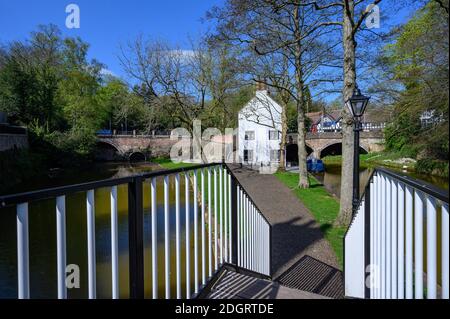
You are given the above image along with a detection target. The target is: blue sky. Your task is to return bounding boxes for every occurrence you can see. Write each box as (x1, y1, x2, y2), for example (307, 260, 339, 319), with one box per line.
(0, 0, 223, 78)
(0, 0, 420, 99)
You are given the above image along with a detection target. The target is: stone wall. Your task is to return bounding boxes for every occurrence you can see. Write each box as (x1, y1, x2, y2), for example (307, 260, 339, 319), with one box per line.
(0, 134, 29, 152)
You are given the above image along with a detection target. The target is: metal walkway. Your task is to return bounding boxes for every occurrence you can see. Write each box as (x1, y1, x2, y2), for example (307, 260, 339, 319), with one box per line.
(203, 267, 329, 299)
(275, 255, 344, 299)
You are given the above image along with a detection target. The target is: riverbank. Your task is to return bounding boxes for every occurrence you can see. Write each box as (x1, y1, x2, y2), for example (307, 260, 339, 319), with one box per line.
(274, 171, 344, 267)
(322, 151, 449, 178)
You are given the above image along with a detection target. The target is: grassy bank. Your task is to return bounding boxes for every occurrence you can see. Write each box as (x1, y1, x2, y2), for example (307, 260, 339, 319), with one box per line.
(322, 151, 448, 178)
(274, 171, 345, 267)
(152, 157, 198, 170)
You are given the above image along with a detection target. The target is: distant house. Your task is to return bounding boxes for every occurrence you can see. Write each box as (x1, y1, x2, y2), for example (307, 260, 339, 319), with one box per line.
(307, 111, 342, 133)
(307, 109, 388, 133)
(420, 109, 443, 128)
(238, 86, 282, 168)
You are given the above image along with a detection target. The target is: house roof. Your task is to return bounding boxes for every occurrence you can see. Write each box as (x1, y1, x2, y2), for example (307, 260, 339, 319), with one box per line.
(306, 111, 342, 125)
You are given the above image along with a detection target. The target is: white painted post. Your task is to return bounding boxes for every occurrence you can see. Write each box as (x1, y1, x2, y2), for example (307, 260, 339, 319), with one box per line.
(414, 190, 424, 299)
(17, 203, 29, 299)
(151, 178, 158, 299)
(193, 170, 199, 294)
(228, 174, 232, 263)
(370, 178, 375, 299)
(237, 187, 241, 267)
(164, 175, 170, 299)
(219, 166, 223, 265)
(208, 168, 212, 278)
(56, 195, 67, 299)
(376, 174, 381, 299)
(201, 169, 206, 286)
(175, 173, 181, 299)
(391, 180, 397, 299)
(110, 186, 119, 299)
(405, 185, 413, 299)
(380, 175, 386, 299)
(426, 196, 437, 299)
(397, 183, 405, 299)
(223, 169, 228, 263)
(213, 167, 218, 271)
(86, 190, 96, 299)
(185, 173, 191, 298)
(442, 204, 449, 299)
(385, 177, 391, 299)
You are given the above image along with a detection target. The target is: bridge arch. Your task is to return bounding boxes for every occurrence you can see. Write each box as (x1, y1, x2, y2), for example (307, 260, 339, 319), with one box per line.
(129, 151, 146, 162)
(95, 141, 122, 161)
(286, 143, 314, 165)
(319, 142, 368, 158)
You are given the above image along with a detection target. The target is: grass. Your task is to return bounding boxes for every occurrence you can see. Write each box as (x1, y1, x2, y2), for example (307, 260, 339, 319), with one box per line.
(274, 171, 346, 268)
(322, 151, 416, 170)
(152, 157, 198, 170)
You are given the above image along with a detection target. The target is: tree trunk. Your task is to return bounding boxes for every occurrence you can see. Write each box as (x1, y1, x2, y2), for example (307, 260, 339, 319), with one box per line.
(335, 0, 356, 227)
(278, 101, 288, 171)
(294, 8, 309, 189)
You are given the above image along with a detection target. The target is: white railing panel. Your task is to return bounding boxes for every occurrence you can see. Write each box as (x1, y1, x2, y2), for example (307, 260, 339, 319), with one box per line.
(56, 195, 67, 299)
(175, 174, 181, 299)
(414, 190, 424, 299)
(151, 178, 158, 299)
(442, 204, 449, 299)
(86, 190, 96, 299)
(345, 200, 365, 299)
(17, 203, 29, 299)
(426, 196, 437, 299)
(397, 183, 405, 299)
(164, 175, 170, 299)
(405, 185, 414, 299)
(110, 186, 119, 299)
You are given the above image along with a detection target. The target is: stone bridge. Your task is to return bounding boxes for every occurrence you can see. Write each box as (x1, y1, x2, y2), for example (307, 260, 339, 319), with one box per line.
(286, 131, 385, 160)
(96, 135, 178, 161)
(97, 131, 385, 162)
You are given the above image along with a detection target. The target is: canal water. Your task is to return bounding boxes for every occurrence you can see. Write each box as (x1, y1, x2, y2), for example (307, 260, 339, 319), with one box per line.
(315, 164, 449, 199)
(0, 163, 212, 298)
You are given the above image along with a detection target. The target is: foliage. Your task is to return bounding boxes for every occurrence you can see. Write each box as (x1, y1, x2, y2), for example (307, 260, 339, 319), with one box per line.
(383, 2, 449, 172)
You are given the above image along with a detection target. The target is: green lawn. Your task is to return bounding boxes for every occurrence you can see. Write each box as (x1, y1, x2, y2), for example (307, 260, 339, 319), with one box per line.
(274, 171, 345, 267)
(152, 157, 198, 170)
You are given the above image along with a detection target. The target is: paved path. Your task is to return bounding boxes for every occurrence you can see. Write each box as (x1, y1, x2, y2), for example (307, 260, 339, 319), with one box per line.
(230, 166, 339, 278)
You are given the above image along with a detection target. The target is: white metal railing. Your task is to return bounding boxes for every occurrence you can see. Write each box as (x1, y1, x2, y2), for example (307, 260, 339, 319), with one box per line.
(1, 163, 271, 299)
(345, 168, 449, 299)
(237, 185, 271, 276)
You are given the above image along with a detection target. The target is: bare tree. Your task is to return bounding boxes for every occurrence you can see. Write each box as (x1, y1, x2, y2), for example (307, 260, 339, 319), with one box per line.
(208, 0, 340, 187)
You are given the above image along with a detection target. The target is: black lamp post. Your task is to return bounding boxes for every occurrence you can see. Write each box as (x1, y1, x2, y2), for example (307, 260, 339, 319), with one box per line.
(346, 85, 370, 215)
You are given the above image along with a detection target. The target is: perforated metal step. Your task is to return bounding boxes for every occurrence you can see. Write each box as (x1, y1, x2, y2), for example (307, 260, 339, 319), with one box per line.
(275, 255, 344, 299)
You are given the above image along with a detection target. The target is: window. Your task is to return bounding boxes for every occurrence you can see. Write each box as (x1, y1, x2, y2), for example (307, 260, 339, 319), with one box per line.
(270, 149, 280, 162)
(269, 130, 280, 140)
(244, 131, 255, 140)
(243, 150, 253, 162)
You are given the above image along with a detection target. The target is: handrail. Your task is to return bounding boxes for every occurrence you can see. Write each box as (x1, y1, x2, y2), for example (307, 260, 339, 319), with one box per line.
(376, 167, 448, 203)
(0, 162, 218, 207)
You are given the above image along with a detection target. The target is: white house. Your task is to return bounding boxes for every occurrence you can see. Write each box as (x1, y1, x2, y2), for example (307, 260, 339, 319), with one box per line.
(238, 87, 282, 169)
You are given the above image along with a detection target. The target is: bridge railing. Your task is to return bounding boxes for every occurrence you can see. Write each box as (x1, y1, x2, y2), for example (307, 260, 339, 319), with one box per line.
(345, 167, 449, 299)
(0, 163, 271, 299)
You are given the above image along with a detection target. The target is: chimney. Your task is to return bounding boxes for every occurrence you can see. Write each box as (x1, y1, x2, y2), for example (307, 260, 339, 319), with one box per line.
(255, 78, 268, 92)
